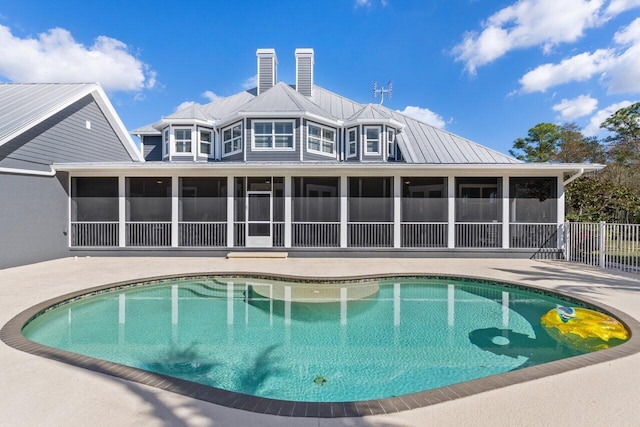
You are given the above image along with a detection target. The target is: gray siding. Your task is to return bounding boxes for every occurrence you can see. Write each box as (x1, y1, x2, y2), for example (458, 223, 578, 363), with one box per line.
(0, 172, 70, 269)
(297, 57, 313, 97)
(246, 118, 301, 162)
(142, 136, 163, 161)
(0, 95, 133, 170)
(258, 56, 275, 95)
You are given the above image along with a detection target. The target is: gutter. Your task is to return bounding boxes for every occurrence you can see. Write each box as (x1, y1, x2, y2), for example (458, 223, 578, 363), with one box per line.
(563, 168, 585, 186)
(0, 166, 57, 177)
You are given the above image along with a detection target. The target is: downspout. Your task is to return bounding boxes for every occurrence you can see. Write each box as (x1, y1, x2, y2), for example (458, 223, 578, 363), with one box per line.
(0, 166, 57, 177)
(563, 168, 585, 186)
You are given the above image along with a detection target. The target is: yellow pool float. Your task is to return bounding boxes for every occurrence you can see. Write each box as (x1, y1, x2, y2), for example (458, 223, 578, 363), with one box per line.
(541, 306, 629, 352)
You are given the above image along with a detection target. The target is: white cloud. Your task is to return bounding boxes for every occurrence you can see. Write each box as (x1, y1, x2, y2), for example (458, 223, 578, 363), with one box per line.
(175, 101, 196, 112)
(202, 90, 222, 102)
(552, 95, 598, 120)
(0, 25, 155, 92)
(518, 18, 640, 94)
(242, 75, 257, 90)
(605, 0, 640, 16)
(453, 0, 604, 74)
(355, 0, 371, 6)
(519, 49, 614, 93)
(399, 106, 447, 129)
(583, 100, 633, 136)
(174, 91, 224, 112)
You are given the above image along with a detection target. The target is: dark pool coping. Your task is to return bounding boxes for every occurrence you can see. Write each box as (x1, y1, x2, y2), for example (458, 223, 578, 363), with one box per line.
(2, 271, 640, 418)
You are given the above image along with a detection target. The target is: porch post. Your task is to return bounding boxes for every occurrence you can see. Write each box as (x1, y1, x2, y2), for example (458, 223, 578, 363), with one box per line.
(447, 176, 455, 249)
(393, 175, 401, 248)
(118, 175, 126, 247)
(227, 176, 234, 248)
(171, 176, 179, 247)
(502, 176, 510, 249)
(284, 175, 292, 248)
(340, 175, 348, 248)
(557, 174, 565, 250)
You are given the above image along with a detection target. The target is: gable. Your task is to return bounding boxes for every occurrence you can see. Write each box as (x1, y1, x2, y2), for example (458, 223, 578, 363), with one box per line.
(0, 95, 134, 170)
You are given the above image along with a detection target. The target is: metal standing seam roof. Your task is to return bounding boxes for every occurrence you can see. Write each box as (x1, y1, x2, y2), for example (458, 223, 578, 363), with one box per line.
(131, 81, 521, 165)
(0, 83, 97, 144)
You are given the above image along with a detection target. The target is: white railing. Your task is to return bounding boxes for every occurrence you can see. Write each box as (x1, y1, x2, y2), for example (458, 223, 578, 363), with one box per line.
(126, 222, 171, 247)
(565, 222, 640, 273)
(179, 222, 226, 247)
(292, 222, 340, 247)
(273, 222, 285, 247)
(70, 222, 119, 247)
(401, 222, 447, 248)
(348, 222, 393, 247)
(510, 223, 559, 249)
(455, 222, 502, 248)
(234, 222, 246, 247)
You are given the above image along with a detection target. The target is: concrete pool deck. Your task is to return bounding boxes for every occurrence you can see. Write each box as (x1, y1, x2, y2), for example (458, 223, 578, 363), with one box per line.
(1, 257, 639, 427)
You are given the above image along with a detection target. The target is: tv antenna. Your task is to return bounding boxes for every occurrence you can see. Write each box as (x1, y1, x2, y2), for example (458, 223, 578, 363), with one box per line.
(372, 81, 393, 105)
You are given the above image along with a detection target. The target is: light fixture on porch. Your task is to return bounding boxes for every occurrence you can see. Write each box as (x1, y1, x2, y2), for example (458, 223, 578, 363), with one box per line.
(156, 179, 163, 184)
(404, 180, 411, 185)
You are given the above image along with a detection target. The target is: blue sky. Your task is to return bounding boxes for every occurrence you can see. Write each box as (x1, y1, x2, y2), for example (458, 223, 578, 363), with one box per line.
(1, 0, 639, 155)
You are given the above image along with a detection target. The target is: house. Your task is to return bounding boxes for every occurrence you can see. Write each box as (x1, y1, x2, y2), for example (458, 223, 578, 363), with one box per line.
(0, 48, 602, 269)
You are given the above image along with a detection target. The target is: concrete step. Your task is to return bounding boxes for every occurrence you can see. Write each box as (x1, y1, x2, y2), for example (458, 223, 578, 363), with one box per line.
(226, 252, 288, 259)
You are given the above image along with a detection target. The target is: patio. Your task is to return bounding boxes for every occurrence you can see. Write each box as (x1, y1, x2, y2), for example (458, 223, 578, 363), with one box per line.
(1, 256, 639, 426)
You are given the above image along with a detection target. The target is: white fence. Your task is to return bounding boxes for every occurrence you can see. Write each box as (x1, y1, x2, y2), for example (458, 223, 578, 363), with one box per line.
(565, 222, 640, 273)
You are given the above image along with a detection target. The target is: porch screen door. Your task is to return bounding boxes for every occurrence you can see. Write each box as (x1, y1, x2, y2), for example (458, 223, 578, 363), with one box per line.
(246, 191, 272, 247)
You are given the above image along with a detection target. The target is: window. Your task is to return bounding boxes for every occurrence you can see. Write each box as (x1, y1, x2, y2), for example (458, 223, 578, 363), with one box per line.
(174, 129, 192, 153)
(307, 123, 335, 155)
(347, 128, 357, 157)
(364, 126, 381, 155)
(387, 128, 396, 160)
(199, 129, 212, 156)
(253, 120, 294, 149)
(222, 123, 242, 156)
(163, 128, 170, 157)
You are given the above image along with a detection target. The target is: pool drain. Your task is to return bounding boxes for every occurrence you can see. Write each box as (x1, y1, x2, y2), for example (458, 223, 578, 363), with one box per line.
(314, 376, 327, 386)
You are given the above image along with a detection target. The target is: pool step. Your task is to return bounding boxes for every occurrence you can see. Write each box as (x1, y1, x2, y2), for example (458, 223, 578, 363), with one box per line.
(226, 252, 288, 259)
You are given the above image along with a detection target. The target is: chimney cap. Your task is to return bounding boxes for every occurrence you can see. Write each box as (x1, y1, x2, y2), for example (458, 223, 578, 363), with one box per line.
(295, 48, 314, 56)
(257, 48, 277, 56)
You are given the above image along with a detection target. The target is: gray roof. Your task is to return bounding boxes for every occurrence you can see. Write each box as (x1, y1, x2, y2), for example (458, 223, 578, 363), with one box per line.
(0, 83, 96, 144)
(133, 81, 520, 164)
(236, 82, 336, 121)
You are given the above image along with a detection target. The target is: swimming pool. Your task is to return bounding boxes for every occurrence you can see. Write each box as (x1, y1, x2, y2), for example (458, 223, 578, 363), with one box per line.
(20, 274, 629, 405)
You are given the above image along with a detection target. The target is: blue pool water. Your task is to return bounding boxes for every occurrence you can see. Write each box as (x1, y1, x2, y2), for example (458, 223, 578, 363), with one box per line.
(22, 276, 614, 402)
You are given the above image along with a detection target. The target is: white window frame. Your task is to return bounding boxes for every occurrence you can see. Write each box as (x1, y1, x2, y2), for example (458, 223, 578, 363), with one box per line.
(174, 127, 193, 154)
(163, 128, 170, 157)
(387, 127, 397, 160)
(222, 122, 243, 157)
(347, 127, 358, 158)
(198, 128, 213, 157)
(307, 122, 336, 157)
(364, 125, 381, 155)
(251, 120, 295, 151)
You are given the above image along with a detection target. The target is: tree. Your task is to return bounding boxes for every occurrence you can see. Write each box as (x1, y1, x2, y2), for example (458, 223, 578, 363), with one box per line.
(566, 176, 640, 223)
(556, 123, 605, 163)
(600, 102, 640, 189)
(509, 123, 560, 162)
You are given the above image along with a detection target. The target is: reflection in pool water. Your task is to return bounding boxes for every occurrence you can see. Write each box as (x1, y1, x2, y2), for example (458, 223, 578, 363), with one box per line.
(22, 276, 628, 402)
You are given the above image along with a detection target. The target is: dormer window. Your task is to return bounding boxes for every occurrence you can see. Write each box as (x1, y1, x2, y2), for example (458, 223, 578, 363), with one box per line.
(222, 123, 242, 157)
(307, 123, 335, 156)
(364, 126, 381, 155)
(199, 129, 212, 156)
(175, 128, 192, 153)
(163, 128, 169, 157)
(253, 120, 294, 150)
(347, 128, 357, 158)
(387, 128, 397, 160)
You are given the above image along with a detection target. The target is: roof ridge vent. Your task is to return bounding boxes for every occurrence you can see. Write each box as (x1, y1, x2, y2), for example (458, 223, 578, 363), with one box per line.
(256, 48, 277, 95)
(295, 48, 314, 97)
